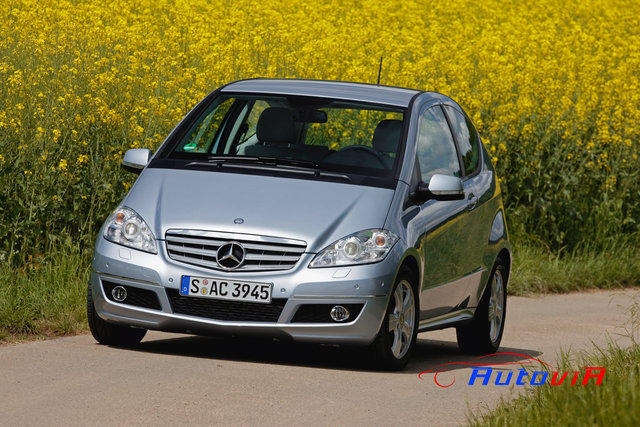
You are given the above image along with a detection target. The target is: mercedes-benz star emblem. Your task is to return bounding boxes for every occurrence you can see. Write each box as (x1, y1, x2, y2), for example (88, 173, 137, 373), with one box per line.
(216, 242, 246, 270)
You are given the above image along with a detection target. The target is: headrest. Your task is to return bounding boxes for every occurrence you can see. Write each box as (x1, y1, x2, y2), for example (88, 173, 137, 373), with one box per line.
(372, 119, 403, 153)
(256, 107, 296, 144)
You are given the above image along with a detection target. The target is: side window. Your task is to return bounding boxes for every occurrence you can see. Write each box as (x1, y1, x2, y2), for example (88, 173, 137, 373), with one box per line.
(444, 105, 480, 176)
(416, 106, 461, 182)
(177, 97, 235, 153)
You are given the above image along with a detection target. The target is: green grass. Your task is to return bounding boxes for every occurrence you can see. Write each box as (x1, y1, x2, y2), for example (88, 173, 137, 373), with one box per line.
(0, 246, 89, 342)
(471, 339, 640, 426)
(509, 240, 640, 295)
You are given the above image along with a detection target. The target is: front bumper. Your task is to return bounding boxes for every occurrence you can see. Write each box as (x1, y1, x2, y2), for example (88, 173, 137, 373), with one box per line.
(90, 237, 402, 345)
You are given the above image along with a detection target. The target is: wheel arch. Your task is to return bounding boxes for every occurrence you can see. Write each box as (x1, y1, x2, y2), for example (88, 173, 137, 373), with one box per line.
(474, 244, 511, 308)
(392, 250, 422, 299)
(496, 247, 511, 288)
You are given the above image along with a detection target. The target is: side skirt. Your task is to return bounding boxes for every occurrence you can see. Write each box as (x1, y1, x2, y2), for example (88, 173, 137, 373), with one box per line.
(418, 308, 475, 332)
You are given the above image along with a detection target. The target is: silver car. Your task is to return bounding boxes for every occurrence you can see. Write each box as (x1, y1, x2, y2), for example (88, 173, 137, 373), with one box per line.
(88, 79, 511, 369)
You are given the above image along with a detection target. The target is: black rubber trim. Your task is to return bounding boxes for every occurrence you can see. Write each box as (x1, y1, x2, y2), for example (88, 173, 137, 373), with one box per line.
(102, 281, 162, 310)
(166, 289, 286, 322)
(290, 303, 364, 323)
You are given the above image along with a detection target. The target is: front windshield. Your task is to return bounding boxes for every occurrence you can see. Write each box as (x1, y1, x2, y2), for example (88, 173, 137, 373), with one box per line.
(169, 94, 405, 178)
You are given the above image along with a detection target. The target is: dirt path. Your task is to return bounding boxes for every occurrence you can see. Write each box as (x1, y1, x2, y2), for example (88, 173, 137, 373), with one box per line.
(0, 289, 637, 426)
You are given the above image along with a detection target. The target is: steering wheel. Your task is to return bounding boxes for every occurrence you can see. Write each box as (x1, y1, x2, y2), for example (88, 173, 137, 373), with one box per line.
(337, 145, 387, 168)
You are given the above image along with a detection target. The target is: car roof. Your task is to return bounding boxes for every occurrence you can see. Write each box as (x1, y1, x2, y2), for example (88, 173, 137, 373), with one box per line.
(221, 78, 428, 107)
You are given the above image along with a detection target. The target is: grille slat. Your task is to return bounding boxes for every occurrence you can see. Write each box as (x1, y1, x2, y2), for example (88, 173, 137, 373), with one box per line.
(240, 242, 306, 253)
(165, 230, 307, 272)
(166, 243, 219, 258)
(244, 254, 300, 262)
(165, 235, 226, 247)
(166, 289, 286, 322)
(168, 253, 220, 268)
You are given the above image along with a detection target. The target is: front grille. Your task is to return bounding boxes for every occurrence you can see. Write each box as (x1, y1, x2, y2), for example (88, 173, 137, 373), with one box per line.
(102, 281, 162, 310)
(165, 229, 307, 272)
(290, 304, 364, 323)
(166, 289, 286, 322)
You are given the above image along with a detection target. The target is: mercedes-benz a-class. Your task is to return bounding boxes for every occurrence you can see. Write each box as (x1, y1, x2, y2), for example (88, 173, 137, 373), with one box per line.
(88, 79, 511, 369)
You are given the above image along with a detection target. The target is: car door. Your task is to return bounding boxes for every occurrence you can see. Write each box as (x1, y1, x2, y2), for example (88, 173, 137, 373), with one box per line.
(442, 105, 487, 294)
(410, 105, 473, 321)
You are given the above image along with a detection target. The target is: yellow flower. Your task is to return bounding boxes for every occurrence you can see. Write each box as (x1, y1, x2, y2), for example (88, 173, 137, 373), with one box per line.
(76, 154, 89, 165)
(3, 0, 640, 253)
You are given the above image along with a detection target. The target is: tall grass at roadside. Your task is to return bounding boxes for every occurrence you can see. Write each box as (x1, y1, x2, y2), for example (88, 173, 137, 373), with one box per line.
(0, 246, 89, 342)
(509, 236, 640, 295)
(471, 343, 640, 426)
(471, 301, 640, 426)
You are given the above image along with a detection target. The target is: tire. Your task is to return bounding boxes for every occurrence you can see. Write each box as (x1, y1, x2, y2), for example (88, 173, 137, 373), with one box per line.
(456, 263, 507, 355)
(87, 284, 147, 347)
(370, 270, 419, 370)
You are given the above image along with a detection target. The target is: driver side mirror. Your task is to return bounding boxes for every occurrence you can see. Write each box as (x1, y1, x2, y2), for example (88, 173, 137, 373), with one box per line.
(122, 148, 152, 174)
(414, 174, 465, 202)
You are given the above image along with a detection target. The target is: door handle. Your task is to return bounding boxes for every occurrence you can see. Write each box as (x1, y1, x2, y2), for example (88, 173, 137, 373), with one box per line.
(467, 193, 478, 210)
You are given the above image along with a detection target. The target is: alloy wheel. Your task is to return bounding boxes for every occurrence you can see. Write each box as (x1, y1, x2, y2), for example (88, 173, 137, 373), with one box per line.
(388, 280, 416, 359)
(488, 270, 504, 343)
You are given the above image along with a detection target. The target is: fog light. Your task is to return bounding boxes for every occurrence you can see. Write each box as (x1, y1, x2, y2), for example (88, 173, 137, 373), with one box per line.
(111, 286, 127, 302)
(330, 305, 350, 322)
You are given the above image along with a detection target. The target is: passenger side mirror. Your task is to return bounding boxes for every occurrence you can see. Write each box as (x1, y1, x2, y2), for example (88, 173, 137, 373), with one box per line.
(414, 174, 465, 203)
(122, 148, 152, 174)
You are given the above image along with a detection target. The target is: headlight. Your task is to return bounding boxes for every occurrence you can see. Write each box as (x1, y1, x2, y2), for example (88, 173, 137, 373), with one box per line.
(103, 207, 157, 254)
(309, 229, 398, 268)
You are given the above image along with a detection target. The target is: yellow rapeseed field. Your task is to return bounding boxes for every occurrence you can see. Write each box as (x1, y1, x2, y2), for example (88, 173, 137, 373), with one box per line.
(1, 0, 639, 259)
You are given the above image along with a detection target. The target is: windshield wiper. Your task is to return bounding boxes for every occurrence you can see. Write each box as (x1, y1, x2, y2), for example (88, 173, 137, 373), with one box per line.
(205, 155, 261, 164)
(249, 157, 350, 181)
(204, 155, 319, 169)
(193, 156, 315, 172)
(185, 156, 351, 182)
(255, 156, 321, 169)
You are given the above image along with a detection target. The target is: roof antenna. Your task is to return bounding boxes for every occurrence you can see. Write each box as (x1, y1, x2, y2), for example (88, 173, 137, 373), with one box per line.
(376, 56, 383, 85)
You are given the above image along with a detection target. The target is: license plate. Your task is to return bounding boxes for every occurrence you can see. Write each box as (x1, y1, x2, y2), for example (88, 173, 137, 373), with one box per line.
(179, 275, 272, 303)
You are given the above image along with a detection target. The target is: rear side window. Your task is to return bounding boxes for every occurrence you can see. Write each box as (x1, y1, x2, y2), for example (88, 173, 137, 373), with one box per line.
(416, 106, 461, 182)
(444, 105, 480, 176)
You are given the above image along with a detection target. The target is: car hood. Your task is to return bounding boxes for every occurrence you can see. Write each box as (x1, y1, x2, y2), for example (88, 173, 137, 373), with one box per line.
(122, 168, 395, 252)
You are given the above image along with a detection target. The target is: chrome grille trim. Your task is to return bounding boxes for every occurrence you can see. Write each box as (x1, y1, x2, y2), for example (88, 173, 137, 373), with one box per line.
(165, 229, 307, 272)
